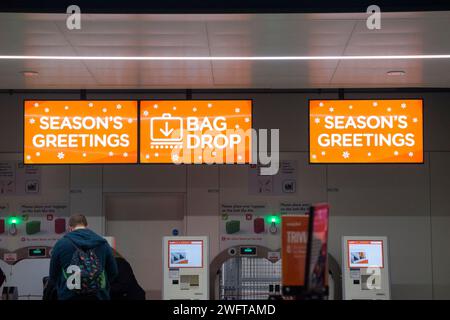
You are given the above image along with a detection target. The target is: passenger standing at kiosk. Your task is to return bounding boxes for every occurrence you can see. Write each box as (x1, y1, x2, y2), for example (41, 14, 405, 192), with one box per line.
(49, 214, 118, 300)
(0, 266, 5, 288)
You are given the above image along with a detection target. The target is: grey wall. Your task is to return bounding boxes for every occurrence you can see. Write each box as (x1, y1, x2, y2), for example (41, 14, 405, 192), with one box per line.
(0, 89, 449, 299)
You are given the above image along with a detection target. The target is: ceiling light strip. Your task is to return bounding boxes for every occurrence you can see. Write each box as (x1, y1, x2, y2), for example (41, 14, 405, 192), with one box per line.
(0, 55, 450, 61)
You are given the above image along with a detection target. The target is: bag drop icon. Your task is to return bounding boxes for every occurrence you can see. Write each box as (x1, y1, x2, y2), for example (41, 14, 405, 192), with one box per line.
(150, 113, 183, 144)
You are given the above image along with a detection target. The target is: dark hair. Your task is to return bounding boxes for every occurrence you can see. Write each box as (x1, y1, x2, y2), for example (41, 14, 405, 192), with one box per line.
(68, 214, 88, 228)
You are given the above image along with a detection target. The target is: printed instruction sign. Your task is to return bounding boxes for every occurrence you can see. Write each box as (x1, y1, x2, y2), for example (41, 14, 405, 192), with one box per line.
(0, 161, 15, 195)
(140, 100, 252, 164)
(219, 203, 273, 249)
(0, 203, 69, 248)
(24, 100, 138, 164)
(16, 162, 41, 195)
(248, 160, 298, 195)
(0, 161, 41, 195)
(309, 100, 423, 163)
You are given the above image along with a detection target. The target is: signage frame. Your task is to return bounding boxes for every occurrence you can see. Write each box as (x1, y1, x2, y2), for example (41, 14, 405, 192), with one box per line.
(139, 99, 254, 165)
(23, 99, 140, 165)
(308, 98, 425, 165)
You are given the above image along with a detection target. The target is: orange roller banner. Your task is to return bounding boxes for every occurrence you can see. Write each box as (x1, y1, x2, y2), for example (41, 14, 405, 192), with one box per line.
(24, 100, 138, 164)
(309, 99, 423, 163)
(282, 215, 310, 288)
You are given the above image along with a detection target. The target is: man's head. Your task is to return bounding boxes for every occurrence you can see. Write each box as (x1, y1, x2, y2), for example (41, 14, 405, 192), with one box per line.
(68, 214, 88, 232)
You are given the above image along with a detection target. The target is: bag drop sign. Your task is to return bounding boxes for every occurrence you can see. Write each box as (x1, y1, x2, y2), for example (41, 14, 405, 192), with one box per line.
(24, 101, 138, 164)
(140, 100, 252, 164)
(309, 100, 423, 163)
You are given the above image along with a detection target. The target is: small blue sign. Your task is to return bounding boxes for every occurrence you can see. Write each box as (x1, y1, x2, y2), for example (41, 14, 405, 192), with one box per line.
(172, 228, 179, 236)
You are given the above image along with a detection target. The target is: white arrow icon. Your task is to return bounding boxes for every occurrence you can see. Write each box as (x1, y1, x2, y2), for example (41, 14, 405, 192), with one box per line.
(160, 122, 174, 137)
(151, 113, 183, 143)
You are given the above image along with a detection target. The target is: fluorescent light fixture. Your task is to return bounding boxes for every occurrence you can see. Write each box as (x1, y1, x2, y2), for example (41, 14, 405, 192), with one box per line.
(0, 54, 449, 61)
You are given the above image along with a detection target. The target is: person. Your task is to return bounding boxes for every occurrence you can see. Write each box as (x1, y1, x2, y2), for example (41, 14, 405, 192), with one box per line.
(0, 266, 5, 288)
(110, 250, 146, 300)
(49, 214, 118, 300)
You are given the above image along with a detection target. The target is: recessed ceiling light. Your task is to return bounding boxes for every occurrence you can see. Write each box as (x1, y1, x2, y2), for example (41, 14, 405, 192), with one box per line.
(387, 70, 406, 76)
(20, 71, 39, 77)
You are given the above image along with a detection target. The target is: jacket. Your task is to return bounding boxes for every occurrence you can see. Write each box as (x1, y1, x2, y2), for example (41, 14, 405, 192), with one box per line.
(49, 228, 118, 300)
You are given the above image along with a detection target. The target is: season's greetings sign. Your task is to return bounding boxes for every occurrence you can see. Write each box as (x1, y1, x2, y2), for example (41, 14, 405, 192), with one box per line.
(24, 101, 138, 164)
(309, 100, 423, 163)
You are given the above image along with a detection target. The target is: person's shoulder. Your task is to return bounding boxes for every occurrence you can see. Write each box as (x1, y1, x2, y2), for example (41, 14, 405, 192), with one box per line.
(52, 236, 70, 252)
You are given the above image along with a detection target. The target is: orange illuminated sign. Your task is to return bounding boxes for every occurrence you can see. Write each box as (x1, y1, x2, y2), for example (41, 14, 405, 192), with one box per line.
(24, 100, 138, 164)
(309, 99, 423, 163)
(140, 100, 252, 164)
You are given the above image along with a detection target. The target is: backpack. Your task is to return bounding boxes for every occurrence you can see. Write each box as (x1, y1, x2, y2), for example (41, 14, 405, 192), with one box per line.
(64, 238, 106, 296)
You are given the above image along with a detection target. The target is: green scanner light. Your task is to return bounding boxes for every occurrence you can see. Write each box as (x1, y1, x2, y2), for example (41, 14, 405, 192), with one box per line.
(7, 216, 21, 225)
(266, 215, 281, 225)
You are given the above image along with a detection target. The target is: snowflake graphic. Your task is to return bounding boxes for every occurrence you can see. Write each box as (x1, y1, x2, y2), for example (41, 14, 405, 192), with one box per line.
(394, 151, 399, 156)
(155, 153, 159, 157)
(34, 102, 39, 107)
(173, 106, 177, 110)
(235, 108, 240, 113)
(329, 107, 334, 113)
(413, 117, 418, 123)
(321, 151, 326, 156)
(342, 151, 350, 159)
(193, 107, 197, 112)
(387, 107, 392, 112)
(373, 102, 378, 107)
(36, 152, 40, 157)
(102, 108, 107, 113)
(88, 102, 94, 107)
(64, 106, 70, 110)
(109, 151, 114, 157)
(312, 154, 317, 160)
(368, 152, 372, 157)
(153, 104, 158, 109)
(82, 153, 87, 157)
(208, 103, 213, 108)
(245, 117, 250, 123)
(116, 104, 122, 110)
(143, 110, 149, 116)
(315, 117, 320, 124)
(401, 103, 407, 109)
(408, 152, 414, 157)
(319, 102, 324, 107)
(57, 152, 65, 160)
(172, 154, 179, 161)
(29, 118, 35, 124)
(123, 152, 128, 157)
(349, 105, 353, 109)
(145, 154, 150, 159)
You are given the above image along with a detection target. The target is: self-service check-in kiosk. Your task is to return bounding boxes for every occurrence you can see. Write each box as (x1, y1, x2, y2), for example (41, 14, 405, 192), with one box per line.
(0, 246, 52, 300)
(163, 236, 209, 300)
(342, 236, 390, 300)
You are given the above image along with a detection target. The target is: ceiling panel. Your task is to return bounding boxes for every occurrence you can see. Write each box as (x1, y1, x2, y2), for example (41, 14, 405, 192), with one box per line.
(0, 12, 449, 89)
